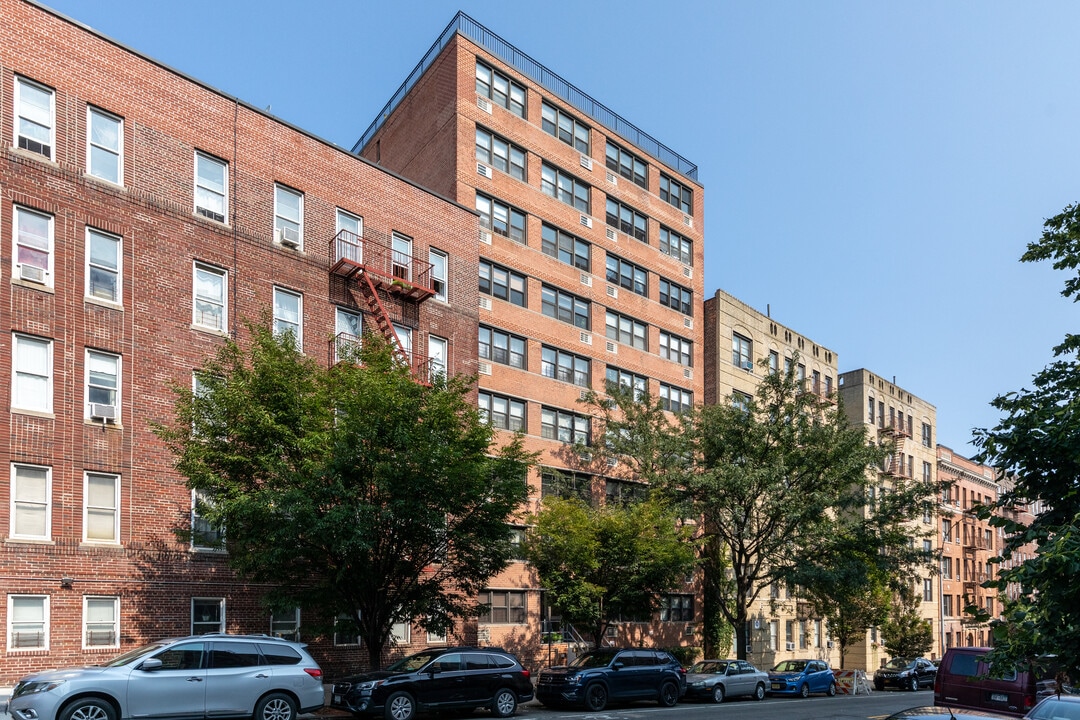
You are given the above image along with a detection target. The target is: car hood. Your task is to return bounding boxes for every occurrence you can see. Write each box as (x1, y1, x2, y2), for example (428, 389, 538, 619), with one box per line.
(769, 672, 804, 681)
(334, 669, 401, 684)
(18, 666, 111, 683)
(686, 673, 721, 683)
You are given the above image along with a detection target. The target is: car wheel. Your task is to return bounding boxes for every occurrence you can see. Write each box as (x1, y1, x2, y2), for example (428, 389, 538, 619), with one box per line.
(799, 683, 810, 699)
(386, 692, 416, 720)
(712, 684, 725, 704)
(827, 681, 836, 697)
(60, 699, 116, 720)
(492, 688, 517, 718)
(255, 693, 297, 720)
(909, 676, 919, 692)
(753, 683, 765, 701)
(659, 681, 678, 707)
(874, 682, 884, 692)
(584, 683, 608, 712)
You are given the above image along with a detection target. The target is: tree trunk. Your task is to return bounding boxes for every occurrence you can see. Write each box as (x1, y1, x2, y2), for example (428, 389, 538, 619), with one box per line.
(701, 537, 726, 657)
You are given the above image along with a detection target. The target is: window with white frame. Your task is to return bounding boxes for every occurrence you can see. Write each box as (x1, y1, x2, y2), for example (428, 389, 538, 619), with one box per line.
(336, 210, 364, 265)
(195, 153, 228, 223)
(659, 226, 692, 265)
(193, 263, 227, 332)
(84, 472, 119, 544)
(14, 205, 53, 285)
(274, 184, 303, 248)
(541, 407, 590, 445)
(393, 324, 413, 358)
(390, 620, 410, 646)
(13, 334, 52, 413)
(192, 597, 224, 635)
(15, 77, 54, 158)
(392, 233, 412, 281)
(429, 248, 448, 303)
(191, 489, 224, 550)
(732, 333, 752, 370)
(337, 209, 363, 239)
(427, 624, 448, 644)
(86, 350, 120, 419)
(476, 194, 526, 244)
(479, 326, 526, 369)
(605, 311, 647, 350)
(86, 228, 121, 303)
(11, 463, 51, 540)
(84, 596, 119, 648)
(273, 287, 302, 349)
(660, 384, 693, 414)
(87, 107, 122, 184)
(659, 331, 692, 366)
(428, 335, 448, 379)
(334, 307, 362, 363)
(271, 608, 300, 641)
(8, 595, 48, 651)
(541, 163, 590, 214)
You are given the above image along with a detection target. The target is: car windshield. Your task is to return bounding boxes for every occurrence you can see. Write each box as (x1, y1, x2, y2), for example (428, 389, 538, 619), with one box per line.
(689, 661, 728, 674)
(1028, 698, 1080, 720)
(103, 642, 171, 667)
(884, 658, 914, 670)
(568, 653, 617, 669)
(772, 660, 806, 673)
(386, 652, 436, 673)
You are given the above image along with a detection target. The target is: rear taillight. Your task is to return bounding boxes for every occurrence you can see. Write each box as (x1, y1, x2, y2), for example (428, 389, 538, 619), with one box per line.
(521, 669, 530, 679)
(305, 668, 323, 679)
(1024, 694, 1035, 710)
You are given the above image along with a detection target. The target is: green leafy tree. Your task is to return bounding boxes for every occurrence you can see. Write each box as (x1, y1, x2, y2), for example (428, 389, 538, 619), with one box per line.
(524, 495, 696, 645)
(155, 325, 533, 667)
(880, 592, 934, 659)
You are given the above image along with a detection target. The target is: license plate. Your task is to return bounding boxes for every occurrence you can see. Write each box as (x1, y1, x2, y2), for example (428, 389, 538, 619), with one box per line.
(991, 693, 1008, 703)
(771, 683, 783, 690)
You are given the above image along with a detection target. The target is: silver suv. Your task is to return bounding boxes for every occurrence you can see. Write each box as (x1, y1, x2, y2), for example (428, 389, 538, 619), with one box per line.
(7, 634, 324, 720)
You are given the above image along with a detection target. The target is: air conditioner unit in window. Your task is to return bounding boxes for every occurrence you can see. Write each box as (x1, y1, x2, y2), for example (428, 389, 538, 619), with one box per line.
(827, 641, 834, 649)
(785, 642, 795, 651)
(276, 227, 300, 248)
(90, 403, 117, 422)
(18, 263, 47, 284)
(743, 360, 754, 371)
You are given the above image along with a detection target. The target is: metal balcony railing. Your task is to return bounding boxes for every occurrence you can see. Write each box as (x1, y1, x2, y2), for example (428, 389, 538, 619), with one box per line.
(329, 230, 434, 301)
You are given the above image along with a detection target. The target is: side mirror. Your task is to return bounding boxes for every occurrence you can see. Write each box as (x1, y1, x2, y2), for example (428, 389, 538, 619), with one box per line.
(139, 658, 163, 672)
(612, 661, 624, 670)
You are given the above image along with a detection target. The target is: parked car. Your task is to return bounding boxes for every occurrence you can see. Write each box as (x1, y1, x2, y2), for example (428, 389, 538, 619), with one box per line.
(535, 648, 686, 711)
(875, 657, 938, 691)
(767, 658, 836, 697)
(1024, 694, 1080, 719)
(330, 646, 533, 720)
(684, 659, 768, 702)
(885, 706, 1018, 719)
(934, 646, 1052, 717)
(7, 634, 324, 720)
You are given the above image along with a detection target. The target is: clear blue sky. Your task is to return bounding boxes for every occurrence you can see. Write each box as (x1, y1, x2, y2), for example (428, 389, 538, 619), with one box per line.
(39, 0, 1077, 457)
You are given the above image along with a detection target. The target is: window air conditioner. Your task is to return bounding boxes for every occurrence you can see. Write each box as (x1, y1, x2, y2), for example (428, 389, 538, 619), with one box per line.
(276, 227, 300, 248)
(90, 403, 117, 422)
(743, 360, 754, 371)
(785, 642, 795, 651)
(18, 264, 47, 284)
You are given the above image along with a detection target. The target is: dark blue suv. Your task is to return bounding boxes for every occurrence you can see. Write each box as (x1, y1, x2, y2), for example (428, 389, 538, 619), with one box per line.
(536, 648, 686, 711)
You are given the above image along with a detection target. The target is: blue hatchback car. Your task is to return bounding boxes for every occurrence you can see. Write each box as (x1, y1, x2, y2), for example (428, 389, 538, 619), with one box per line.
(768, 659, 837, 698)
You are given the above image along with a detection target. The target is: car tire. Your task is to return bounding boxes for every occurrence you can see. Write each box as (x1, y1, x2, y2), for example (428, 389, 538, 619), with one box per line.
(909, 676, 919, 692)
(659, 681, 678, 707)
(827, 681, 836, 697)
(874, 682, 884, 692)
(799, 683, 810, 699)
(492, 688, 517, 718)
(60, 699, 116, 720)
(255, 693, 297, 720)
(386, 692, 416, 720)
(712, 684, 725, 704)
(753, 683, 765, 701)
(584, 683, 608, 712)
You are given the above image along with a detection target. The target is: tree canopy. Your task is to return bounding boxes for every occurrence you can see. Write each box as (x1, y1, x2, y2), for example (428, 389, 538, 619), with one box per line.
(155, 325, 533, 666)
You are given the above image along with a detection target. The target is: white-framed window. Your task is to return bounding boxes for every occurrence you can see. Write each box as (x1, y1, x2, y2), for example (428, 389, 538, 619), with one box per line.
(83, 596, 119, 649)
(86, 350, 120, 419)
(337, 209, 363, 239)
(394, 324, 413, 357)
(15, 77, 54, 159)
(274, 184, 303, 248)
(334, 307, 362, 363)
(429, 248, 448, 303)
(273, 287, 302, 349)
(270, 608, 300, 641)
(193, 263, 227, 332)
(427, 623, 448, 645)
(10, 463, 51, 540)
(392, 233, 412, 281)
(192, 597, 225, 635)
(8, 595, 49, 651)
(195, 152, 228, 223)
(390, 620, 411, 646)
(87, 107, 122, 184)
(191, 489, 224, 550)
(428, 335, 447, 379)
(334, 612, 361, 647)
(86, 228, 121, 303)
(337, 209, 363, 264)
(84, 472, 120, 544)
(13, 334, 53, 413)
(14, 205, 53, 286)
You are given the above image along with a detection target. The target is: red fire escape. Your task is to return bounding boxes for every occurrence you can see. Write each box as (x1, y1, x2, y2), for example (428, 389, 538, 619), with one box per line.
(329, 230, 435, 383)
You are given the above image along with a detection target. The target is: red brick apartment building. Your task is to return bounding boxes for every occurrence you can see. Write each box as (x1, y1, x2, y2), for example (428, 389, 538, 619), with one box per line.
(357, 14, 705, 657)
(0, 0, 482, 682)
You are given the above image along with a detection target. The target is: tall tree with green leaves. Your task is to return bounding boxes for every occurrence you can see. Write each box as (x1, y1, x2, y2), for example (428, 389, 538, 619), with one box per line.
(155, 325, 534, 667)
(880, 592, 934, 659)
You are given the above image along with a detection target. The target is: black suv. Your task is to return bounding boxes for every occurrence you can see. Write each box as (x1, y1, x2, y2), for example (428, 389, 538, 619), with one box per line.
(536, 648, 686, 711)
(330, 647, 533, 720)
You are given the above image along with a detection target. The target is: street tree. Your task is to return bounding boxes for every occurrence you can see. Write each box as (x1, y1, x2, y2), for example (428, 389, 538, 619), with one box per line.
(880, 592, 934, 659)
(155, 324, 533, 667)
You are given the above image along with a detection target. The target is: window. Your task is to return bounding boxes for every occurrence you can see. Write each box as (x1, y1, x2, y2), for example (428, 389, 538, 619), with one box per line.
(478, 392, 526, 432)
(605, 141, 647, 188)
(922, 422, 932, 448)
(732, 333, 752, 370)
(541, 100, 589, 152)
(541, 163, 590, 213)
(273, 287, 302, 348)
(541, 469, 592, 501)
(429, 248, 448, 303)
(768, 351, 779, 374)
(390, 621, 410, 646)
(659, 278, 692, 315)
(13, 334, 52, 413)
(660, 172, 693, 214)
(605, 254, 647, 296)
(605, 311, 647, 350)
(542, 346, 590, 387)
(86, 350, 120, 418)
(84, 596, 119, 648)
(273, 184, 303, 248)
(15, 77, 54, 158)
(193, 263, 227, 332)
(732, 391, 752, 412)
(192, 598, 225, 635)
(334, 307, 362, 363)
(825, 375, 833, 394)
(923, 578, 933, 602)
(605, 479, 647, 505)
(541, 407, 590, 444)
(660, 384, 693, 413)
(392, 233, 412, 280)
(8, 595, 48, 650)
(476, 194, 526, 243)
(84, 472, 119, 544)
(541, 223, 590, 270)
(11, 464, 51, 540)
(193, 152, 228, 222)
(428, 335, 447, 379)
(86, 228, 121, 303)
(606, 366, 647, 399)
(475, 62, 525, 118)
(14, 205, 53, 285)
(542, 285, 590, 329)
(942, 556, 953, 580)
(660, 595, 693, 622)
(479, 590, 526, 624)
(475, 127, 526, 180)
(270, 608, 300, 641)
(605, 199, 648, 243)
(334, 612, 361, 646)
(479, 326, 526, 369)
(942, 594, 953, 617)
(192, 490, 224, 549)
(87, 107, 122, 184)
(812, 370, 821, 394)
(923, 461, 932, 484)
(660, 332, 692, 366)
(659, 226, 692, 265)
(479, 260, 526, 306)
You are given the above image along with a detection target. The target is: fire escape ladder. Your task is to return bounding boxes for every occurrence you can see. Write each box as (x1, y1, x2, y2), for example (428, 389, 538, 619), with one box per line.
(357, 273, 410, 368)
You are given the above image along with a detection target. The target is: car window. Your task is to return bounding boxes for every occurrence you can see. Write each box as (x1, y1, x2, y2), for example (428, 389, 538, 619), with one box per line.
(569, 652, 616, 669)
(949, 653, 980, 677)
(1027, 698, 1080, 720)
(153, 642, 205, 670)
(738, 662, 754, 674)
(388, 652, 436, 672)
(772, 660, 806, 673)
(210, 641, 261, 668)
(489, 653, 516, 669)
(432, 654, 463, 672)
(259, 643, 302, 665)
(465, 653, 493, 670)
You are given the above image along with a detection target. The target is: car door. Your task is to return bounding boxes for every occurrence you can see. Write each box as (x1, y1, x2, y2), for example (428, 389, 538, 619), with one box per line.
(607, 651, 645, 700)
(732, 661, 755, 696)
(462, 653, 497, 705)
(126, 641, 207, 720)
(422, 653, 466, 707)
(810, 661, 830, 692)
(204, 641, 271, 717)
(916, 658, 934, 687)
